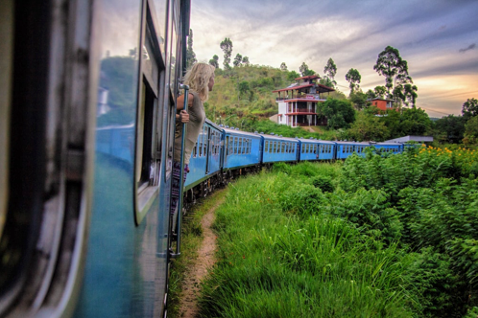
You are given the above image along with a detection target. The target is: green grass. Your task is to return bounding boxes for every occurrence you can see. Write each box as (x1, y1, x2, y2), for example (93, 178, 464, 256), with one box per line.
(167, 188, 228, 318)
(197, 163, 419, 317)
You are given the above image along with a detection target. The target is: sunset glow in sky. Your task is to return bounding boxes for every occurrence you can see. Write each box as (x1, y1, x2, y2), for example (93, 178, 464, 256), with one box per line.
(190, 0, 478, 117)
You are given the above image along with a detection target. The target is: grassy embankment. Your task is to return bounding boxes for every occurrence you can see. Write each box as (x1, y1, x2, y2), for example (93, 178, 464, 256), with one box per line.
(196, 146, 478, 318)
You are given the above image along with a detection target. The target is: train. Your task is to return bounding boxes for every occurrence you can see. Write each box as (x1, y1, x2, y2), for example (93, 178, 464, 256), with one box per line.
(97, 119, 413, 206)
(0, 0, 414, 317)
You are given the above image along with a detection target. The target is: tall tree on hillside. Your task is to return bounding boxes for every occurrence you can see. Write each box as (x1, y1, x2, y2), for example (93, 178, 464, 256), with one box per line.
(209, 54, 219, 68)
(280, 62, 288, 71)
(403, 83, 418, 107)
(186, 29, 197, 69)
(220, 38, 233, 69)
(462, 98, 478, 118)
(319, 77, 335, 89)
(323, 58, 337, 88)
(373, 46, 410, 99)
(366, 89, 376, 99)
(242, 56, 250, 65)
(299, 62, 315, 77)
(374, 86, 387, 99)
(345, 68, 361, 94)
(233, 53, 243, 67)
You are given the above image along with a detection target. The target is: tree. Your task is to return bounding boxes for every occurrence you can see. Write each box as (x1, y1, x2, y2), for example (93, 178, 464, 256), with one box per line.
(399, 107, 431, 136)
(319, 77, 335, 89)
(186, 29, 197, 69)
(299, 62, 315, 77)
(366, 89, 376, 100)
(373, 46, 411, 99)
(323, 58, 337, 88)
(433, 115, 467, 143)
(403, 83, 418, 107)
(345, 68, 361, 94)
(346, 112, 389, 141)
(280, 62, 288, 71)
(220, 38, 233, 69)
(233, 53, 243, 67)
(463, 116, 478, 145)
(317, 98, 355, 130)
(242, 56, 250, 65)
(462, 98, 478, 118)
(349, 91, 369, 110)
(209, 54, 219, 68)
(238, 81, 250, 100)
(374, 86, 387, 99)
(287, 70, 300, 82)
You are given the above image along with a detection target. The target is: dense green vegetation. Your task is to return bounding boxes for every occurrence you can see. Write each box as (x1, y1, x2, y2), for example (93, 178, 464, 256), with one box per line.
(197, 147, 478, 317)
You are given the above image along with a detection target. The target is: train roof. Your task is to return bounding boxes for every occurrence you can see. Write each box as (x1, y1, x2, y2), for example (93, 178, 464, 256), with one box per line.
(371, 142, 403, 146)
(335, 141, 370, 145)
(260, 133, 298, 142)
(220, 125, 262, 138)
(204, 118, 223, 131)
(297, 138, 335, 145)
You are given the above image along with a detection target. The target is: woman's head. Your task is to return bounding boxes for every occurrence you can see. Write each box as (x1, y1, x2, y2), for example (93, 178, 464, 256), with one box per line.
(183, 63, 215, 101)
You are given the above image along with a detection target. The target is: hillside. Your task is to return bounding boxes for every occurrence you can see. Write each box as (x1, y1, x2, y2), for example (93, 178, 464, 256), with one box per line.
(204, 65, 345, 140)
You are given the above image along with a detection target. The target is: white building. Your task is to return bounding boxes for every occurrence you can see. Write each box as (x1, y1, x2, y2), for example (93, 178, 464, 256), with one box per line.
(273, 75, 335, 128)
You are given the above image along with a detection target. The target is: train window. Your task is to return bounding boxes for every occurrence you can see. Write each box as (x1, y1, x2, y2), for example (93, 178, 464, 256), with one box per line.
(238, 138, 242, 154)
(265, 140, 269, 152)
(204, 135, 207, 156)
(135, 13, 164, 224)
(225, 136, 229, 156)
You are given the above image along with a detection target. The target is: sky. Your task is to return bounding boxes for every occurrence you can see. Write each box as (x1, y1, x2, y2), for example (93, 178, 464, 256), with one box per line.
(189, 0, 478, 118)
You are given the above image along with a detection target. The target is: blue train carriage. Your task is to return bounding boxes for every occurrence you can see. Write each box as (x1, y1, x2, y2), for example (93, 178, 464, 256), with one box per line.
(352, 141, 371, 158)
(222, 127, 262, 172)
(335, 141, 364, 159)
(372, 142, 402, 155)
(298, 138, 334, 162)
(317, 140, 336, 160)
(1, 0, 191, 317)
(261, 133, 299, 164)
(184, 119, 223, 196)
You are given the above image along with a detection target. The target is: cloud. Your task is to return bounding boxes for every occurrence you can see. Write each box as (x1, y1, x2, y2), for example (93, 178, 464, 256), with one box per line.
(459, 43, 476, 53)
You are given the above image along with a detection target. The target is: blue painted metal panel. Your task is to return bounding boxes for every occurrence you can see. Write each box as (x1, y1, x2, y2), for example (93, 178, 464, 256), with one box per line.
(317, 141, 336, 160)
(74, 0, 179, 316)
(261, 134, 298, 163)
(223, 128, 261, 169)
(373, 142, 402, 154)
(335, 142, 357, 160)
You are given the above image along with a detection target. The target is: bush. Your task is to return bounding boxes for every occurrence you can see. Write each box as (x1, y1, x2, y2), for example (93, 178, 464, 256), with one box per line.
(310, 175, 334, 192)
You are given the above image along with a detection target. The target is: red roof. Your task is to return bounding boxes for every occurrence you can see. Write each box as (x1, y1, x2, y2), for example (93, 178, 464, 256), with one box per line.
(295, 75, 320, 81)
(285, 112, 317, 116)
(273, 83, 335, 93)
(283, 98, 324, 103)
(272, 84, 313, 93)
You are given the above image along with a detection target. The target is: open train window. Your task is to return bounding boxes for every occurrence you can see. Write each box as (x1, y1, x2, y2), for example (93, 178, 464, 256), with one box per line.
(134, 5, 165, 225)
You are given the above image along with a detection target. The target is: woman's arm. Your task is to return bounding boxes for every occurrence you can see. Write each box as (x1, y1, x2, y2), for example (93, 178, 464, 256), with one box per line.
(176, 93, 194, 111)
(176, 93, 194, 123)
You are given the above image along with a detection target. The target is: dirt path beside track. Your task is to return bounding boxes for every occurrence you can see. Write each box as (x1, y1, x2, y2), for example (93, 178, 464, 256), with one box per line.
(178, 197, 224, 318)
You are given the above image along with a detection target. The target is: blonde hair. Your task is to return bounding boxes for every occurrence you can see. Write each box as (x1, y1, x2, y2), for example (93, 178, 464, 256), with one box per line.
(183, 63, 215, 102)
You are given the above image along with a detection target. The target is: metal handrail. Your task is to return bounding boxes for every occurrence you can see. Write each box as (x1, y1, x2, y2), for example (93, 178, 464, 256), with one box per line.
(171, 84, 189, 259)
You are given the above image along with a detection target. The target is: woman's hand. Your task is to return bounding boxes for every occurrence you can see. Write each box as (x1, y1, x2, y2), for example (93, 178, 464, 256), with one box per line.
(177, 109, 189, 123)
